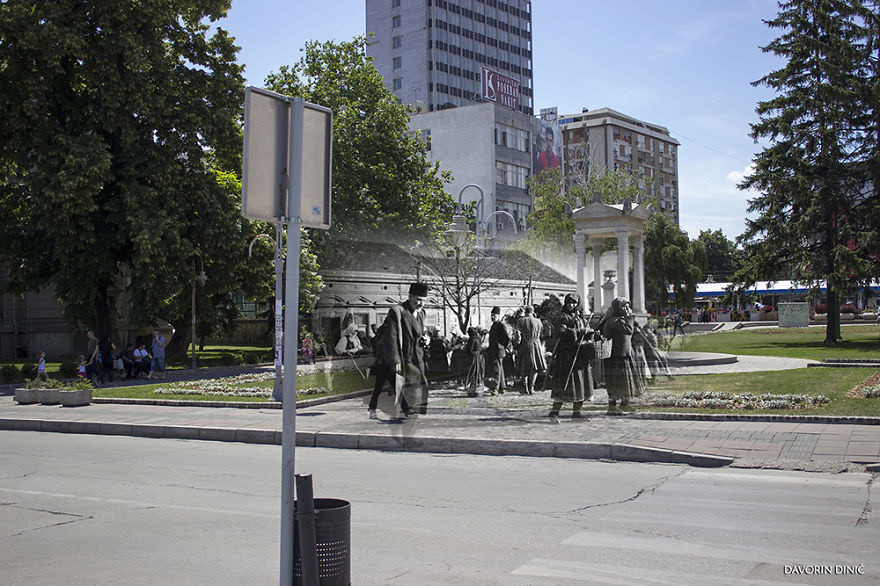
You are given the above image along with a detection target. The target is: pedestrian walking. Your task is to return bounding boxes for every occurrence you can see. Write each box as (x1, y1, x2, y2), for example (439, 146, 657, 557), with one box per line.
(367, 321, 392, 420)
(85, 330, 102, 384)
(486, 306, 510, 395)
(376, 282, 430, 416)
(517, 305, 546, 394)
(672, 313, 686, 338)
(464, 327, 486, 397)
(34, 351, 48, 381)
(548, 294, 594, 422)
(147, 329, 166, 380)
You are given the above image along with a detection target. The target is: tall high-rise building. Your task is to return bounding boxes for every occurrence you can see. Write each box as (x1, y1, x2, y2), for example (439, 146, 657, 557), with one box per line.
(366, 0, 534, 115)
(559, 108, 681, 225)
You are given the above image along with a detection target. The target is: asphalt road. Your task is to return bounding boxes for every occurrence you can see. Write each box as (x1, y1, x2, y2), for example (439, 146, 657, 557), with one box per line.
(1, 431, 878, 585)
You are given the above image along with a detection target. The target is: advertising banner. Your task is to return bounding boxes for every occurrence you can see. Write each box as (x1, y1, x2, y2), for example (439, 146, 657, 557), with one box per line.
(481, 66, 519, 110)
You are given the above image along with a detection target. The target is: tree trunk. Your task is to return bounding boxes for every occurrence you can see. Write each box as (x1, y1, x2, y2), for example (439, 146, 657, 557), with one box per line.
(824, 286, 839, 344)
(92, 285, 111, 339)
(165, 327, 190, 360)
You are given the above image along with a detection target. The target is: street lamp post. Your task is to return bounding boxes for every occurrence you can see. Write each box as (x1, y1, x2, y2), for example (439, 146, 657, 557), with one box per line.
(191, 261, 208, 370)
(445, 215, 472, 331)
(457, 184, 485, 248)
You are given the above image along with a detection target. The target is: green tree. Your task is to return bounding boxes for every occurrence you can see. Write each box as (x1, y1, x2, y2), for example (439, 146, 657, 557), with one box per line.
(739, 0, 876, 343)
(697, 229, 743, 280)
(644, 214, 706, 311)
(0, 0, 270, 352)
(263, 37, 455, 245)
(518, 167, 647, 260)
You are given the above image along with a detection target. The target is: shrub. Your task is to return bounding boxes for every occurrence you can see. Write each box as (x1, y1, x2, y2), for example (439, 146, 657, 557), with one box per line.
(59, 360, 78, 378)
(243, 352, 262, 365)
(20, 363, 37, 379)
(221, 352, 244, 366)
(839, 304, 858, 314)
(812, 303, 827, 314)
(0, 364, 21, 383)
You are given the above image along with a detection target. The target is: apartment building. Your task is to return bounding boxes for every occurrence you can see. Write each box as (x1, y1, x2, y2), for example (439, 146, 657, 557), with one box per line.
(558, 108, 681, 225)
(366, 0, 534, 115)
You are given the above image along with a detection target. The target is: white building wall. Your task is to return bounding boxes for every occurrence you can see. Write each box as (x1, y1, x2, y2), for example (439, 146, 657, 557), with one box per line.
(408, 103, 497, 213)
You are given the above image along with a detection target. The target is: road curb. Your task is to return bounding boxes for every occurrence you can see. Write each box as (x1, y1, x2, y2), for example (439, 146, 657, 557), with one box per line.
(0, 417, 732, 468)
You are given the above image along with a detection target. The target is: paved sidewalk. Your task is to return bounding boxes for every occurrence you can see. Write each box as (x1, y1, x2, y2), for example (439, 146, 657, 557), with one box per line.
(2, 354, 878, 472)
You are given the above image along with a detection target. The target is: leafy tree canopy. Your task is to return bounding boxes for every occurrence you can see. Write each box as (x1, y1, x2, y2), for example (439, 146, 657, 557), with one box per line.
(697, 229, 743, 280)
(264, 37, 455, 246)
(0, 0, 272, 345)
(644, 214, 706, 311)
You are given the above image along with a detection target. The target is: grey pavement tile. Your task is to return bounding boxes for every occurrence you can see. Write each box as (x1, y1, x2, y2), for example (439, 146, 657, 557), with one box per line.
(721, 440, 758, 449)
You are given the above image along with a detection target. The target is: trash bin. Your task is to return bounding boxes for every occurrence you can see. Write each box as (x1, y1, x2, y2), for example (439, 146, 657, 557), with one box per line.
(294, 498, 351, 586)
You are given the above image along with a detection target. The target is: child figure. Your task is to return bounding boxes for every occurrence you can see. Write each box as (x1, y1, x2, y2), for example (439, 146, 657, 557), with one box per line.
(77, 355, 87, 379)
(35, 351, 48, 381)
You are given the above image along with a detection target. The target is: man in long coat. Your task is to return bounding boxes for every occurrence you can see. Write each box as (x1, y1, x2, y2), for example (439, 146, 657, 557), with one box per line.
(379, 282, 430, 415)
(517, 305, 546, 394)
(486, 306, 510, 395)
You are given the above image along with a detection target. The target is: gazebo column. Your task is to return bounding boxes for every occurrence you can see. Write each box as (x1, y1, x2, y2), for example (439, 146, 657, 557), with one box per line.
(616, 230, 630, 302)
(591, 237, 603, 314)
(574, 233, 586, 305)
(633, 233, 646, 313)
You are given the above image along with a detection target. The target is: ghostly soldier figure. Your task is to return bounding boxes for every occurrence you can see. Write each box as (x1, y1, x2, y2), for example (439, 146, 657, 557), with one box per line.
(548, 294, 594, 422)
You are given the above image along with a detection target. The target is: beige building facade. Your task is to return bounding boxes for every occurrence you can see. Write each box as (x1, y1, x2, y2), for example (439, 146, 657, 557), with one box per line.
(558, 108, 681, 225)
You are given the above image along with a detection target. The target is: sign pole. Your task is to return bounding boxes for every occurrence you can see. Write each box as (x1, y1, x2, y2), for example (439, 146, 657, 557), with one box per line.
(241, 87, 331, 586)
(280, 217, 301, 586)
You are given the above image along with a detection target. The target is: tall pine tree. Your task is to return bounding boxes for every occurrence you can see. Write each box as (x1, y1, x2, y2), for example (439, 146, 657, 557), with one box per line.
(739, 0, 874, 343)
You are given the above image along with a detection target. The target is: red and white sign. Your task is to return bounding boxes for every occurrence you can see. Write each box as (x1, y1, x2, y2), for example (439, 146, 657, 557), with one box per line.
(481, 66, 519, 110)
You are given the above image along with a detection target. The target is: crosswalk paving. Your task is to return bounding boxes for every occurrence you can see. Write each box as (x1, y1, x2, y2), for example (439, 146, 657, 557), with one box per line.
(510, 468, 879, 584)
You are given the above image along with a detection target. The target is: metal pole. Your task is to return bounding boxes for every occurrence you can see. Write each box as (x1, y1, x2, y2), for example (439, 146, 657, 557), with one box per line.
(190, 277, 197, 370)
(273, 222, 284, 402)
(280, 219, 301, 586)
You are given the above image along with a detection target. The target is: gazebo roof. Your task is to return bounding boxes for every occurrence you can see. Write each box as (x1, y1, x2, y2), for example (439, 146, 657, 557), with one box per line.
(571, 200, 650, 238)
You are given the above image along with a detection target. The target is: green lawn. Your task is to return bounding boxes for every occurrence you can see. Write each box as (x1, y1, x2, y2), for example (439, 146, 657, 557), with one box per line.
(671, 325, 880, 361)
(166, 345, 274, 368)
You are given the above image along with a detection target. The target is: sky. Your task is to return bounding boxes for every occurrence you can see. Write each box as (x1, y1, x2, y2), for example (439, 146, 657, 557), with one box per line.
(217, 0, 785, 242)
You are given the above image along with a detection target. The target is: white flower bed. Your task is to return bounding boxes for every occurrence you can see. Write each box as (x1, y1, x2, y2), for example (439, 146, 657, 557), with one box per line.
(152, 373, 329, 398)
(646, 390, 830, 410)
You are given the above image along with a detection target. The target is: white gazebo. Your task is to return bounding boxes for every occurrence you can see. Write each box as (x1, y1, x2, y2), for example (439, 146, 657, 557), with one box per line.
(571, 196, 650, 316)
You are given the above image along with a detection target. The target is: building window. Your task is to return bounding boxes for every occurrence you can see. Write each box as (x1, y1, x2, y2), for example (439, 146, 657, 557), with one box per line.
(393, 56, 402, 69)
(392, 0, 401, 6)
(494, 123, 529, 152)
(392, 36, 402, 49)
(392, 15, 401, 28)
(495, 161, 529, 189)
(393, 78, 402, 90)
